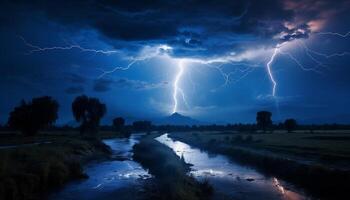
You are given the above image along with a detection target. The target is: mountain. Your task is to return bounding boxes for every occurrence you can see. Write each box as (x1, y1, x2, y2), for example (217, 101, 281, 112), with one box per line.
(155, 112, 204, 125)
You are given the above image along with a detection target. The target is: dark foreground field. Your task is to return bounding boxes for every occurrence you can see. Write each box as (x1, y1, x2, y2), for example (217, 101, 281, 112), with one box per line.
(0, 131, 114, 200)
(170, 130, 350, 199)
(1, 130, 350, 200)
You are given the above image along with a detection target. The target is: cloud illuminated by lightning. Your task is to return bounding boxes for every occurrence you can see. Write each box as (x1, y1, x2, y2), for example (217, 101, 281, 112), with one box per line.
(264, 30, 350, 97)
(19, 30, 350, 114)
(20, 36, 262, 114)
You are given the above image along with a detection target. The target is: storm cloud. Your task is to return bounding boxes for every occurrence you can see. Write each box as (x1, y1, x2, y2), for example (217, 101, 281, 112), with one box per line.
(64, 86, 84, 94)
(93, 78, 168, 92)
(0, 0, 350, 124)
(3, 0, 348, 57)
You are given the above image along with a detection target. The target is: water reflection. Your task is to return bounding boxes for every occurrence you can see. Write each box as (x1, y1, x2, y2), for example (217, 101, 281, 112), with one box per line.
(49, 134, 150, 200)
(156, 133, 309, 200)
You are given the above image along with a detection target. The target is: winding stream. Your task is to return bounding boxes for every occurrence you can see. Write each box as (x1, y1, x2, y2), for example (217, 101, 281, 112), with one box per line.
(49, 134, 150, 200)
(49, 133, 310, 200)
(156, 133, 310, 200)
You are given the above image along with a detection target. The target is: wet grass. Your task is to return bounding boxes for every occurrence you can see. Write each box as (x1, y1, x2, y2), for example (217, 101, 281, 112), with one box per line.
(0, 133, 112, 200)
(170, 131, 350, 200)
(133, 134, 212, 200)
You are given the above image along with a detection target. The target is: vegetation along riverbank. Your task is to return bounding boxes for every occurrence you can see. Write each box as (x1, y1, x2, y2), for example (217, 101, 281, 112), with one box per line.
(133, 134, 213, 200)
(170, 131, 350, 200)
(0, 132, 112, 200)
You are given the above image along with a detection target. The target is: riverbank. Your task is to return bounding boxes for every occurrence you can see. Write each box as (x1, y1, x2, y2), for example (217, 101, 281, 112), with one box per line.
(170, 131, 350, 200)
(0, 133, 112, 200)
(133, 134, 213, 200)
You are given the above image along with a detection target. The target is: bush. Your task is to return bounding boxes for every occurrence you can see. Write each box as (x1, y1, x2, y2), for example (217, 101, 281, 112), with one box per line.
(8, 96, 59, 136)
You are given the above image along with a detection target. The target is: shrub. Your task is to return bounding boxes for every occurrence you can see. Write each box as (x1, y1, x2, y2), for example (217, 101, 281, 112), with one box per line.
(8, 96, 59, 136)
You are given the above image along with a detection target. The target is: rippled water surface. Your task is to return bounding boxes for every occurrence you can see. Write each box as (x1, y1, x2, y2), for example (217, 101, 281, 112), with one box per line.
(49, 133, 310, 200)
(49, 134, 150, 200)
(156, 133, 309, 200)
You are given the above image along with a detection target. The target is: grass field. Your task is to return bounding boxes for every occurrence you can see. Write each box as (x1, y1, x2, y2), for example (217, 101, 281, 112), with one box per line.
(172, 130, 350, 166)
(0, 131, 113, 200)
(169, 130, 350, 199)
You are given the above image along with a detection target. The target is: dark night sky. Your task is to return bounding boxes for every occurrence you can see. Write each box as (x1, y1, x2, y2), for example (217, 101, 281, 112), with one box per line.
(1, 0, 350, 125)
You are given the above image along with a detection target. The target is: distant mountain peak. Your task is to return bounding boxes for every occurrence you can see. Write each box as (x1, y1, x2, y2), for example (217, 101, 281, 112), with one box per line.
(170, 112, 184, 117)
(155, 112, 203, 125)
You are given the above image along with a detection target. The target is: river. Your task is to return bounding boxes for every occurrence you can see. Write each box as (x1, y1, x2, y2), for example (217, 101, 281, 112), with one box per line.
(50, 133, 310, 200)
(156, 133, 310, 200)
(49, 133, 150, 200)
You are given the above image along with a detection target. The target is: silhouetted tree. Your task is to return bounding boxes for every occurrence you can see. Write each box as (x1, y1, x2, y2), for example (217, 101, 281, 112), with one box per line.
(284, 118, 297, 133)
(8, 96, 59, 136)
(113, 117, 125, 131)
(72, 95, 106, 136)
(133, 121, 152, 132)
(256, 111, 272, 132)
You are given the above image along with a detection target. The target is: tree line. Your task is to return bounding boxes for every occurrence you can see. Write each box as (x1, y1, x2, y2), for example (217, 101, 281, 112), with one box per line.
(1, 96, 349, 136)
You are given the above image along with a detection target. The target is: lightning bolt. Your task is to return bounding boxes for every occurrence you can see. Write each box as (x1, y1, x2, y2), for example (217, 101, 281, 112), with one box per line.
(19, 30, 350, 115)
(267, 47, 279, 96)
(19, 36, 119, 55)
(172, 60, 185, 113)
(265, 31, 350, 97)
(300, 41, 350, 59)
(266, 42, 326, 97)
(316, 31, 350, 38)
(97, 59, 138, 79)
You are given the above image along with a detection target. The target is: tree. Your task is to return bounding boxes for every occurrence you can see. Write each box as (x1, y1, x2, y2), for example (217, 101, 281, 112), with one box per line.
(72, 95, 106, 135)
(256, 111, 272, 132)
(8, 96, 59, 136)
(284, 118, 297, 133)
(113, 117, 125, 131)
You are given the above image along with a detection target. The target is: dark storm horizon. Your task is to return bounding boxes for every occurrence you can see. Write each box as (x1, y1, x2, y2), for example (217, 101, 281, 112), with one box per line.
(1, 0, 350, 125)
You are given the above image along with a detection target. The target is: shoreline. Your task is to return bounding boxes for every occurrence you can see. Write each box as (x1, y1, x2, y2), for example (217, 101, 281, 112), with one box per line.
(169, 132, 350, 200)
(0, 134, 113, 200)
(132, 134, 213, 200)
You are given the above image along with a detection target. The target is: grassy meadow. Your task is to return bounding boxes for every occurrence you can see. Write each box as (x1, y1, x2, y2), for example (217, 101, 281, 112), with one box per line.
(0, 131, 114, 200)
(171, 130, 350, 167)
(170, 130, 350, 199)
